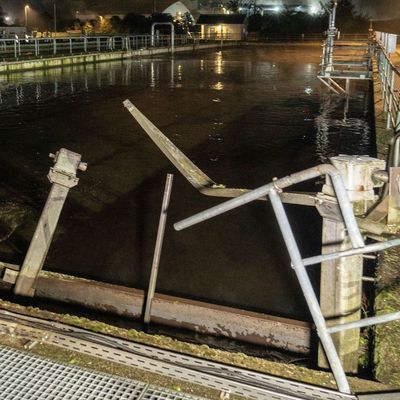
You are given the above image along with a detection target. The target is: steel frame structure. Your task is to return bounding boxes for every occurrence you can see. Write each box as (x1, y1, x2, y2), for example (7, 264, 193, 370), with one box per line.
(318, 2, 372, 95)
(173, 169, 400, 394)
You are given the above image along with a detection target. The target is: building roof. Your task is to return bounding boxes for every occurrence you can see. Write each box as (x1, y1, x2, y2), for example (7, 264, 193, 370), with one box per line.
(196, 14, 247, 25)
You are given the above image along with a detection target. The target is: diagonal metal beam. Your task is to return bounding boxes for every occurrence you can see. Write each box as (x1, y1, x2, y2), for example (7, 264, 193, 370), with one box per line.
(123, 99, 317, 206)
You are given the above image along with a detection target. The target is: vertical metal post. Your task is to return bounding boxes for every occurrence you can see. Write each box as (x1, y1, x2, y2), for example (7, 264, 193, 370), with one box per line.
(54, 0, 57, 34)
(69, 38, 73, 54)
(84, 37, 88, 53)
(268, 189, 351, 394)
(171, 25, 175, 53)
(144, 174, 174, 324)
(318, 155, 384, 372)
(14, 149, 87, 297)
(345, 79, 350, 96)
(388, 167, 400, 224)
(387, 69, 395, 129)
(34, 39, 39, 56)
(53, 38, 57, 55)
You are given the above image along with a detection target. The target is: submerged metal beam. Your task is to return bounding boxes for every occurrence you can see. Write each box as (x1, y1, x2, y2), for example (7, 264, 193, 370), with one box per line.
(28, 271, 311, 354)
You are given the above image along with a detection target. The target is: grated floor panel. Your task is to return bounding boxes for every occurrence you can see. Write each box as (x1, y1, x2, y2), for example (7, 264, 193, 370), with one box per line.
(0, 346, 204, 400)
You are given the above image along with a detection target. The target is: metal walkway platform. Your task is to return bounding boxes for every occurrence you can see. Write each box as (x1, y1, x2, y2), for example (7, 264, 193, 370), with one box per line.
(0, 345, 204, 400)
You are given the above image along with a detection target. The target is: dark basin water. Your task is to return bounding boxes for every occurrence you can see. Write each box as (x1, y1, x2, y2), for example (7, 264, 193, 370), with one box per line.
(0, 45, 375, 321)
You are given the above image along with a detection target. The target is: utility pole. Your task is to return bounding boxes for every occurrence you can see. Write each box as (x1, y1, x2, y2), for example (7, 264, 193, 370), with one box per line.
(24, 5, 30, 30)
(54, 0, 57, 34)
(153, 0, 157, 14)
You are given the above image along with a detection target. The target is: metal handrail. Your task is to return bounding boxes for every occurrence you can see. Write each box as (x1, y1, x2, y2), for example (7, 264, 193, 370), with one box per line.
(174, 164, 365, 249)
(0, 33, 240, 61)
(174, 167, 400, 394)
(375, 35, 400, 131)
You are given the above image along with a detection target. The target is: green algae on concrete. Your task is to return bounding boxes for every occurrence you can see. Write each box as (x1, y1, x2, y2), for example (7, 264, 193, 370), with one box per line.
(0, 299, 393, 394)
(372, 54, 400, 387)
(375, 248, 400, 386)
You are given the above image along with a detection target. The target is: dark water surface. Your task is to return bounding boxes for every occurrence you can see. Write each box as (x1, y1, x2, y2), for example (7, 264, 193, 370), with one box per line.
(0, 46, 375, 321)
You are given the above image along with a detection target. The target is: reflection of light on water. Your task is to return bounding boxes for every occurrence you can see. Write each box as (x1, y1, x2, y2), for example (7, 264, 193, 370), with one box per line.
(150, 61, 155, 88)
(315, 92, 372, 162)
(211, 81, 224, 90)
(0, 60, 162, 110)
(214, 51, 224, 75)
(35, 83, 41, 101)
(177, 64, 183, 81)
(304, 87, 313, 95)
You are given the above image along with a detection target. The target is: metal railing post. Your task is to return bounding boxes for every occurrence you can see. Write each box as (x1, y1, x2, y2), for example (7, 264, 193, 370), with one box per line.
(14, 149, 87, 297)
(144, 174, 174, 324)
(387, 69, 396, 129)
(269, 189, 351, 394)
(318, 156, 384, 372)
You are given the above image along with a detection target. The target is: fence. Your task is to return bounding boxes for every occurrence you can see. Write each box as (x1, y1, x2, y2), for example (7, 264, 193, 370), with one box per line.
(375, 31, 400, 131)
(0, 33, 240, 61)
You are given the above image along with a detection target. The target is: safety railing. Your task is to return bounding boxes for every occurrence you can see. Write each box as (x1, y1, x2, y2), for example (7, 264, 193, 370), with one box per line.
(375, 33, 400, 131)
(173, 165, 400, 394)
(0, 33, 239, 61)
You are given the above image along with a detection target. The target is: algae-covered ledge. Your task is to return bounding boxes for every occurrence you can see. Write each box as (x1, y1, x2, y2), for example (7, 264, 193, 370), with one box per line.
(0, 300, 393, 396)
(372, 52, 400, 388)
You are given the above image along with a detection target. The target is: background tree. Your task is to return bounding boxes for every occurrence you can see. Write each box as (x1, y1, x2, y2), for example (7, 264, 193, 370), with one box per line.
(0, 7, 7, 25)
(109, 16, 122, 33)
(122, 13, 150, 34)
(227, 0, 261, 15)
(82, 20, 94, 34)
(96, 16, 114, 33)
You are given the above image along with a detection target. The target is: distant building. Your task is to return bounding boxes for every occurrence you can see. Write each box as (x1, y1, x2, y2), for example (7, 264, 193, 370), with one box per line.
(196, 14, 247, 40)
(0, 26, 27, 38)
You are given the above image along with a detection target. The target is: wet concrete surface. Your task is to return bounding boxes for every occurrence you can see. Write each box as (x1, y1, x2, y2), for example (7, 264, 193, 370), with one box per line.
(0, 45, 375, 321)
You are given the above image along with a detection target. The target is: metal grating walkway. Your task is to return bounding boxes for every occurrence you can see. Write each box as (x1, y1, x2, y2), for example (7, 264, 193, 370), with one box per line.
(0, 346, 204, 400)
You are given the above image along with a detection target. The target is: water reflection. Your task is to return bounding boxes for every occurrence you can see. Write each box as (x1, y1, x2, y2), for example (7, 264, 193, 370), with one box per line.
(0, 47, 376, 321)
(314, 88, 373, 163)
(214, 51, 224, 75)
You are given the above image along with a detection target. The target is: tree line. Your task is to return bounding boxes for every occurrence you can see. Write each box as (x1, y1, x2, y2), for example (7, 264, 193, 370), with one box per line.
(0, 0, 378, 36)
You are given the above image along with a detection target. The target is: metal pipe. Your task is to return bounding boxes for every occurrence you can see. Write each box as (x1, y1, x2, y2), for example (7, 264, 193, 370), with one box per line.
(302, 239, 400, 267)
(372, 170, 389, 183)
(144, 174, 174, 324)
(327, 312, 400, 334)
(174, 164, 364, 249)
(268, 189, 351, 394)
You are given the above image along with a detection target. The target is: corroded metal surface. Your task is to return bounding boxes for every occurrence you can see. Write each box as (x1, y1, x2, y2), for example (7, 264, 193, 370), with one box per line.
(35, 271, 310, 354)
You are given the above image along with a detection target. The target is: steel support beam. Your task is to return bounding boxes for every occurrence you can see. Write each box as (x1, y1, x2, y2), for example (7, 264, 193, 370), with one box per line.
(14, 149, 87, 297)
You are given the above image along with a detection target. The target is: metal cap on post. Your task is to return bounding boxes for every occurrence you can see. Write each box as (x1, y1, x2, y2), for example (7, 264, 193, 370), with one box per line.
(323, 155, 386, 215)
(14, 149, 87, 297)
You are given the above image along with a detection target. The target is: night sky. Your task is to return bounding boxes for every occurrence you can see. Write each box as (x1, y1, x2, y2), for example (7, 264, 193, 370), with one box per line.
(1, 0, 400, 20)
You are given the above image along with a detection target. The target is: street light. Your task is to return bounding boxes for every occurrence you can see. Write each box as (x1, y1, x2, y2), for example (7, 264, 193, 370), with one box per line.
(24, 5, 30, 29)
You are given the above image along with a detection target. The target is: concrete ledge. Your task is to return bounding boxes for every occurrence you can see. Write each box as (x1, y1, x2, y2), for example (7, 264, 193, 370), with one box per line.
(0, 42, 238, 75)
